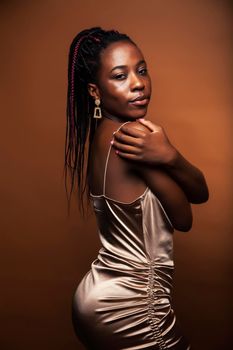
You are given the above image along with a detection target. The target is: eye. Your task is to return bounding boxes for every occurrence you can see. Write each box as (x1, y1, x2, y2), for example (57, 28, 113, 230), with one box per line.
(138, 67, 148, 75)
(113, 73, 127, 80)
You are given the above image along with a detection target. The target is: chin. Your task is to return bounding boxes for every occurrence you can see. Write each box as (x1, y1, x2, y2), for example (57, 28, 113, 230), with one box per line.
(132, 109, 148, 119)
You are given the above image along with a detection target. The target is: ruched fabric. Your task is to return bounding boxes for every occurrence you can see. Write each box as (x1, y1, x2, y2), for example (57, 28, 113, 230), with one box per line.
(72, 188, 191, 349)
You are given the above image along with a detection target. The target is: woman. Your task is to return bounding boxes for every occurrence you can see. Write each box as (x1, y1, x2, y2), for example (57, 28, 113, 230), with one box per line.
(65, 27, 208, 350)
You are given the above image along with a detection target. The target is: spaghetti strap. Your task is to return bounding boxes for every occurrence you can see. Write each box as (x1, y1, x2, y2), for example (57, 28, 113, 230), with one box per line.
(103, 121, 130, 195)
(102, 144, 112, 196)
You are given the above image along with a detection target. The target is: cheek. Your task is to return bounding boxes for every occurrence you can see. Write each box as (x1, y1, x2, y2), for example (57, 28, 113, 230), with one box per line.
(100, 85, 125, 104)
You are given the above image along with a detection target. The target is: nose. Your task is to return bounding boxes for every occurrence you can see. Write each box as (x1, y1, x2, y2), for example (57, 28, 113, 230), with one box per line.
(130, 72, 145, 91)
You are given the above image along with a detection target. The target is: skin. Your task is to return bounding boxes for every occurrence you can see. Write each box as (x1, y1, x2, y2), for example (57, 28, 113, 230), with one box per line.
(88, 40, 196, 232)
(112, 119, 209, 204)
(88, 40, 151, 121)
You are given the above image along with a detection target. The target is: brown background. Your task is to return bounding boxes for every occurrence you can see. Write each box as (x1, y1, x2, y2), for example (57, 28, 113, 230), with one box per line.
(0, 0, 232, 349)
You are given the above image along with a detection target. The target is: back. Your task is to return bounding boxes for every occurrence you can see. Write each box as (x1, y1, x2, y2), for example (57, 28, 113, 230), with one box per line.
(89, 119, 147, 203)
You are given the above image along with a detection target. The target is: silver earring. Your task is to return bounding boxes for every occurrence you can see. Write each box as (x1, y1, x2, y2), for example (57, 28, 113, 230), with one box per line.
(93, 98, 102, 119)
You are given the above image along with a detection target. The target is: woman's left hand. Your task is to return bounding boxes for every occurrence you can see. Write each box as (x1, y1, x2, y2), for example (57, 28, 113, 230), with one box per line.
(112, 118, 209, 204)
(112, 119, 176, 166)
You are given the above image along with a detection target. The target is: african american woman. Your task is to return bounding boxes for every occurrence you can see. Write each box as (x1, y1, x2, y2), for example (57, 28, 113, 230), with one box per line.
(65, 27, 209, 350)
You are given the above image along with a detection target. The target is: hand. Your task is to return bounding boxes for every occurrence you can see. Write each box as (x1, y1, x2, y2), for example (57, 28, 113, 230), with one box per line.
(112, 119, 209, 204)
(112, 119, 177, 166)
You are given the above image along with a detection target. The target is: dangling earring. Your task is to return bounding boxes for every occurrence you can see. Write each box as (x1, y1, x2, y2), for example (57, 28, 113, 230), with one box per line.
(93, 98, 102, 119)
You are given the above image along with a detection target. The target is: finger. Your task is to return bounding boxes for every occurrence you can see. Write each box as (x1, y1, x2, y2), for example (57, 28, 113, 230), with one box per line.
(138, 119, 159, 132)
(117, 125, 146, 138)
(113, 132, 144, 147)
(112, 140, 141, 154)
(116, 151, 141, 161)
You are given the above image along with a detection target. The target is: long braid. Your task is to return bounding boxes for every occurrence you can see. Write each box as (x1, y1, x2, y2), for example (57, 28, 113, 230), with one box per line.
(65, 27, 134, 213)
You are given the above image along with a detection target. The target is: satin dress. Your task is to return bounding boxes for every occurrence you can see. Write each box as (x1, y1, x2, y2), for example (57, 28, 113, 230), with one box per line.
(72, 124, 191, 350)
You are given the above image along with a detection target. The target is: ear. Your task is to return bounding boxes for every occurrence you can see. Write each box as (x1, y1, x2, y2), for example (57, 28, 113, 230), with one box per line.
(88, 83, 100, 100)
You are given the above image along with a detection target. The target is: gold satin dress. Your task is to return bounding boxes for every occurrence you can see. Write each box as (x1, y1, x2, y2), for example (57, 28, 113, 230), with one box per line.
(72, 124, 191, 350)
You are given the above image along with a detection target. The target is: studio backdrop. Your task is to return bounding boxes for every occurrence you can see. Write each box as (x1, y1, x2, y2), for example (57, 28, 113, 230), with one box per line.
(0, 1, 232, 349)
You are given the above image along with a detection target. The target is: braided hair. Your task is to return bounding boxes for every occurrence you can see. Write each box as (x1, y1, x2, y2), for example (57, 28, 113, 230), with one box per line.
(65, 27, 134, 211)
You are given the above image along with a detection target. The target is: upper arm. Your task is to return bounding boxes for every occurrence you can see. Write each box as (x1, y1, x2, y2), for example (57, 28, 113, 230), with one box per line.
(137, 166, 193, 232)
(127, 122, 193, 232)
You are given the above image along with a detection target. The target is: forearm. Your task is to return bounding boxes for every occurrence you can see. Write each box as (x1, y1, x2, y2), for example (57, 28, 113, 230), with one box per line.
(164, 148, 209, 204)
(112, 120, 209, 204)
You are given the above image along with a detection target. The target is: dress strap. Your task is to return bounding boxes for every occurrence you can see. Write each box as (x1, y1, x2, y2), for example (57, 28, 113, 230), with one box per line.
(103, 121, 130, 196)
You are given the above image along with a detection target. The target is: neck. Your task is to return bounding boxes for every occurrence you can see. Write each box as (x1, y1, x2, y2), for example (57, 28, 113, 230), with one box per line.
(102, 110, 134, 123)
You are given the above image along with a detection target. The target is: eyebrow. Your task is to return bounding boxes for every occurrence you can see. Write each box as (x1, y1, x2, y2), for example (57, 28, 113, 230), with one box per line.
(110, 60, 146, 73)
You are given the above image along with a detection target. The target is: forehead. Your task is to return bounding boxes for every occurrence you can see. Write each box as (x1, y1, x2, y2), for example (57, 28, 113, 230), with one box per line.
(99, 41, 145, 70)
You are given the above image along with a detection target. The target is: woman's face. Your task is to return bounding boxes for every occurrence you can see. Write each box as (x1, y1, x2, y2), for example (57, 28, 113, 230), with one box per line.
(94, 40, 151, 120)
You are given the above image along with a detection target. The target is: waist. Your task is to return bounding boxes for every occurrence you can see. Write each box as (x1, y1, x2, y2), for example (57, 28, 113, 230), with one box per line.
(95, 247, 174, 274)
(90, 249, 174, 296)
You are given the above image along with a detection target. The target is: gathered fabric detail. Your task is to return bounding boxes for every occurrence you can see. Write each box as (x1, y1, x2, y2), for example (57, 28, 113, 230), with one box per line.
(73, 184, 191, 349)
(147, 260, 171, 350)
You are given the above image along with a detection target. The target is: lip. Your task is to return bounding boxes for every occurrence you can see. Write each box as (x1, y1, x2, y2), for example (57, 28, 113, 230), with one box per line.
(129, 95, 150, 106)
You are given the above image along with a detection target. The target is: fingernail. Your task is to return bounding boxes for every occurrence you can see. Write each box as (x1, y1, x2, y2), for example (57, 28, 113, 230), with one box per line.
(110, 140, 114, 145)
(115, 150, 119, 154)
(139, 118, 145, 121)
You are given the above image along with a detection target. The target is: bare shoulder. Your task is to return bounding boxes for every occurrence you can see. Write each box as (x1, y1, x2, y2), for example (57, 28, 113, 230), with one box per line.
(121, 120, 151, 134)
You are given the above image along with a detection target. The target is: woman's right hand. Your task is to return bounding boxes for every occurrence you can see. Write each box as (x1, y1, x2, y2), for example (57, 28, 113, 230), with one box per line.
(112, 119, 177, 166)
